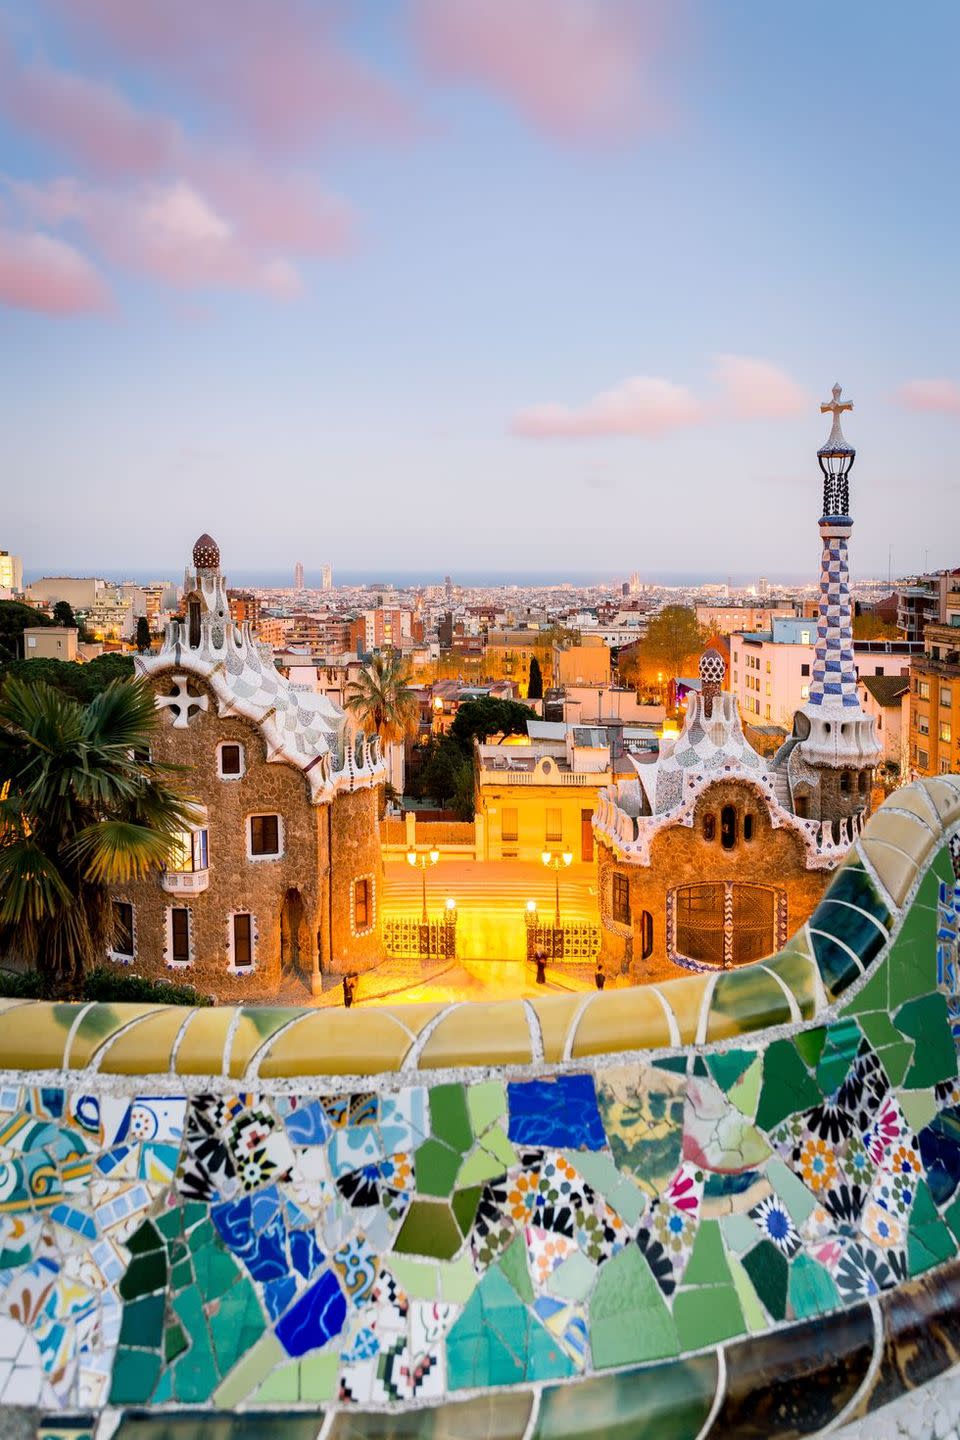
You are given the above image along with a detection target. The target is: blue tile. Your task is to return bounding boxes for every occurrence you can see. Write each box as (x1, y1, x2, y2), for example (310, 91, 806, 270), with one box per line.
(507, 1075, 606, 1151)
(275, 1269, 347, 1357)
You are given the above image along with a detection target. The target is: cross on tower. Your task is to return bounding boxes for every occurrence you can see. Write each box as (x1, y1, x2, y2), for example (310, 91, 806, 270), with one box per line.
(820, 383, 853, 445)
(156, 675, 209, 729)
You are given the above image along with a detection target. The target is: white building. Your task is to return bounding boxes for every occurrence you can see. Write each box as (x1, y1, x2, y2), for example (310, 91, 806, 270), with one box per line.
(0, 551, 23, 594)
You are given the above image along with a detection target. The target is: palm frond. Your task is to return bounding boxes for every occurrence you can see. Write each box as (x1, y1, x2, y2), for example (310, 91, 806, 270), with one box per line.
(65, 820, 180, 883)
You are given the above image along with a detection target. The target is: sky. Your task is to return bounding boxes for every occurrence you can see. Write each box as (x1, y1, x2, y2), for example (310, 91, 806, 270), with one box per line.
(1, 0, 959, 584)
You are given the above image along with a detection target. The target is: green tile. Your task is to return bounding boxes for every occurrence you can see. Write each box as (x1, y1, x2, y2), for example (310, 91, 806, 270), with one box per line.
(674, 1284, 743, 1348)
(809, 899, 888, 969)
(878, 1041, 917, 1088)
(109, 1347, 162, 1404)
(765, 1157, 817, 1226)
(394, 1199, 463, 1259)
(452, 1185, 481, 1237)
(741, 1240, 787, 1321)
(766, 949, 818, 1019)
(720, 1213, 761, 1257)
(562, 1151, 647, 1226)
(119, 1294, 164, 1349)
(683, 1221, 730, 1286)
(888, 870, 941, 1007)
(842, 962, 888, 1017)
(546, 1250, 596, 1303)
(300, 1349, 338, 1403)
(816, 1018, 862, 1097)
(119, 1248, 167, 1300)
(899, 1088, 938, 1133)
(755, 1039, 822, 1131)
(728, 1254, 768, 1333)
(439, 1253, 479, 1305)
(708, 966, 793, 1035)
(415, 1137, 462, 1197)
(430, 1083, 473, 1153)
(533, 1355, 719, 1440)
(727, 1056, 762, 1120)
(458, 1144, 512, 1188)
(127, 1220, 163, 1255)
(478, 1126, 520, 1171)
(387, 1255, 438, 1300)
(497, 1232, 533, 1303)
(193, 1237, 240, 1303)
(896, 994, 957, 1088)
(255, 1361, 300, 1402)
(210, 1275, 264, 1375)
(467, 1080, 507, 1134)
(908, 1178, 957, 1276)
(793, 1027, 827, 1069)
(809, 929, 862, 998)
(164, 1322, 188, 1363)
(787, 1254, 838, 1319)
(446, 1268, 574, 1389)
(590, 1244, 679, 1368)
(706, 1049, 756, 1094)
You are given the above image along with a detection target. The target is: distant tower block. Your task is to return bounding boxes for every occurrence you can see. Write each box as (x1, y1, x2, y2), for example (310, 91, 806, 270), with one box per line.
(444, 575, 453, 604)
(294, 561, 304, 591)
(321, 564, 333, 591)
(629, 571, 641, 595)
(758, 575, 770, 599)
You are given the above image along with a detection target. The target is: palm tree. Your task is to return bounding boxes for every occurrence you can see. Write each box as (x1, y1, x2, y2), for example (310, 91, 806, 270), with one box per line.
(0, 676, 195, 995)
(345, 650, 419, 750)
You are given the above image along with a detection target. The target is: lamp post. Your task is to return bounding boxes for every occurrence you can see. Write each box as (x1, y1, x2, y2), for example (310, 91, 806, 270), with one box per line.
(407, 847, 440, 924)
(541, 849, 573, 927)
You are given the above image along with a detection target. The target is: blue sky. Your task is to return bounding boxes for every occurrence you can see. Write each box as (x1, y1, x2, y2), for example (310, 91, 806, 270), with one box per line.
(1, 0, 958, 583)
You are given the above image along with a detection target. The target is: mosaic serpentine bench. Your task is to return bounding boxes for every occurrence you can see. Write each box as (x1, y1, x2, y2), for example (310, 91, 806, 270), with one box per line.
(3, 776, 960, 1440)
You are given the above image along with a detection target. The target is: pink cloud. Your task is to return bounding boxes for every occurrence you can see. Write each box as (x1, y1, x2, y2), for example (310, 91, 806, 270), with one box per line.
(413, 0, 671, 140)
(0, 41, 179, 177)
(14, 177, 320, 296)
(51, 0, 416, 151)
(512, 376, 701, 437)
(512, 355, 808, 439)
(713, 354, 808, 418)
(896, 379, 960, 414)
(0, 226, 110, 313)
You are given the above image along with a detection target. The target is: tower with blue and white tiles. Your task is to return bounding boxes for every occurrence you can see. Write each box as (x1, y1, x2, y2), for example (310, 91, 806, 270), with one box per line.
(787, 385, 880, 822)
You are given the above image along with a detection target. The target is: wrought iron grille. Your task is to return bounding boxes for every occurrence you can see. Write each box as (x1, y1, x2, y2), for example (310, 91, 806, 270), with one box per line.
(525, 914, 600, 961)
(383, 916, 457, 959)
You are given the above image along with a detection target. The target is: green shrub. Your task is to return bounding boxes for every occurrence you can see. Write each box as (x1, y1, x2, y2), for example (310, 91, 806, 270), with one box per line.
(0, 966, 214, 1006)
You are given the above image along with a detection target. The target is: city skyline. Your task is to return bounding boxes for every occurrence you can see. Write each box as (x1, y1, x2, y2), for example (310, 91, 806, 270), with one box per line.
(2, 1, 959, 575)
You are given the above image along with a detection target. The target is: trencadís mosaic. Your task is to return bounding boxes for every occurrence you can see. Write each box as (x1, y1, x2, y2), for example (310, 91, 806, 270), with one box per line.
(5, 778, 960, 1439)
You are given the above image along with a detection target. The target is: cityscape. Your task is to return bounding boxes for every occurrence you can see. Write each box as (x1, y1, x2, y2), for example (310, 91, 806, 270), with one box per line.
(2, 3, 960, 1438)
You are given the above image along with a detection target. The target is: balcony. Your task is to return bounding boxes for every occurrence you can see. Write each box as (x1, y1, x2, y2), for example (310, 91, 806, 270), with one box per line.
(161, 867, 210, 895)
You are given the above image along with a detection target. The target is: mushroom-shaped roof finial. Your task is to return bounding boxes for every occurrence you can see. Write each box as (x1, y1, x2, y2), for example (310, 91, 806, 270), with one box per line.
(699, 648, 725, 687)
(192, 533, 220, 570)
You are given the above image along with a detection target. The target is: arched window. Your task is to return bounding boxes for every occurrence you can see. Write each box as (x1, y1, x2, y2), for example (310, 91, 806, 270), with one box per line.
(703, 813, 716, 842)
(743, 812, 754, 842)
(721, 805, 737, 850)
(188, 599, 201, 649)
(795, 793, 809, 819)
(859, 770, 869, 794)
(640, 911, 654, 959)
(840, 771, 852, 795)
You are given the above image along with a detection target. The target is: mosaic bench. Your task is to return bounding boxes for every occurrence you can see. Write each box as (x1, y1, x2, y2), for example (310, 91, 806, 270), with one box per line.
(3, 776, 960, 1440)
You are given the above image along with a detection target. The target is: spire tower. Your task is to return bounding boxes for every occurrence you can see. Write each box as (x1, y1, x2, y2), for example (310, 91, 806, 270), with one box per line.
(809, 384, 859, 709)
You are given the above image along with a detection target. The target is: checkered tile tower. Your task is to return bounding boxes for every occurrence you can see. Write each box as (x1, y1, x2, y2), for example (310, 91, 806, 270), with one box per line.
(809, 385, 858, 709)
(794, 386, 880, 780)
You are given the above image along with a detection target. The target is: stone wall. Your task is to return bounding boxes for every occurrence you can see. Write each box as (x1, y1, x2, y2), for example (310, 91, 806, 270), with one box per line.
(599, 779, 830, 981)
(114, 674, 383, 999)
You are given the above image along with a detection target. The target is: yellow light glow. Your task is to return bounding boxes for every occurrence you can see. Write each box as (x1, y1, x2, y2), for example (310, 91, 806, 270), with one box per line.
(406, 850, 417, 867)
(445, 897, 456, 911)
(526, 899, 537, 912)
(429, 849, 440, 865)
(562, 852, 573, 866)
(433, 697, 443, 710)
(541, 850, 552, 867)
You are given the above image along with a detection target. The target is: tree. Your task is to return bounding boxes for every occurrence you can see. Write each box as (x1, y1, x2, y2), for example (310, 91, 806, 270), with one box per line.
(52, 600, 77, 629)
(527, 655, 543, 699)
(0, 654, 135, 704)
(414, 734, 475, 818)
(449, 696, 531, 753)
(853, 612, 899, 642)
(0, 601, 53, 663)
(135, 616, 152, 653)
(345, 650, 419, 749)
(636, 607, 707, 690)
(0, 677, 194, 994)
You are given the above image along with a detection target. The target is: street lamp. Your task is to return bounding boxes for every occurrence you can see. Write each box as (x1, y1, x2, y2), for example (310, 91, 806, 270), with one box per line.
(541, 849, 573, 927)
(407, 847, 440, 923)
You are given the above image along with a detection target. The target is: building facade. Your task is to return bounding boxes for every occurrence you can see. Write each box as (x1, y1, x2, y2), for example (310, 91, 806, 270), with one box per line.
(108, 534, 386, 1001)
(475, 725, 613, 863)
(910, 579, 960, 778)
(594, 387, 881, 980)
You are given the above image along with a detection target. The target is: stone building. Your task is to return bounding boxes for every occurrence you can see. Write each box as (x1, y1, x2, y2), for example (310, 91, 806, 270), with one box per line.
(593, 387, 881, 980)
(109, 534, 386, 999)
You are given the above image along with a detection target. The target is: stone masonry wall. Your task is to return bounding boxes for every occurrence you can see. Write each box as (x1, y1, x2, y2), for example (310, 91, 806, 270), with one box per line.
(599, 780, 831, 982)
